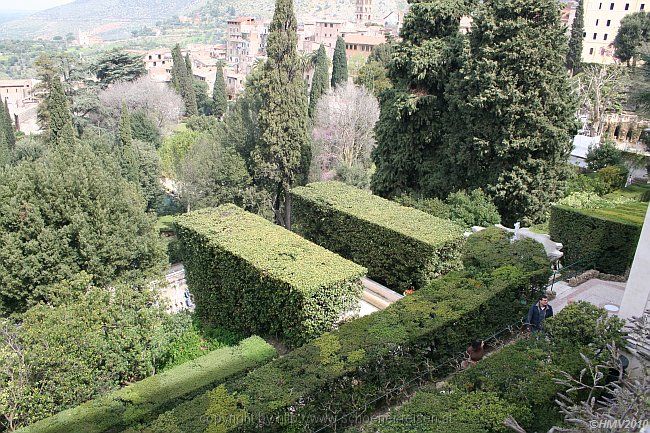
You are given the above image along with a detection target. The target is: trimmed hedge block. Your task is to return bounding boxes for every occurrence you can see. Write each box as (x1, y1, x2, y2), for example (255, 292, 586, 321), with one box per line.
(291, 181, 466, 292)
(549, 203, 646, 275)
(175, 205, 367, 346)
(137, 265, 534, 433)
(15, 336, 276, 433)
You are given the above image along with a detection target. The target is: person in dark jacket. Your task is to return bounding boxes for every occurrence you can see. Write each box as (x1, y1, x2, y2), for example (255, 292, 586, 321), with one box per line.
(526, 295, 554, 332)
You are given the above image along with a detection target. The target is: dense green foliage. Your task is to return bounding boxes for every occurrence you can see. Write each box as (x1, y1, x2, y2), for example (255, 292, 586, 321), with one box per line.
(331, 36, 348, 88)
(46, 77, 76, 146)
(549, 201, 646, 274)
(252, 0, 311, 227)
(171, 44, 198, 117)
(545, 301, 625, 349)
(130, 110, 162, 148)
(175, 205, 366, 346)
(397, 189, 501, 228)
(613, 12, 650, 65)
(13, 337, 276, 433)
(159, 128, 200, 177)
(2, 283, 169, 430)
(358, 302, 624, 433)
(135, 265, 536, 433)
(212, 62, 228, 119)
(308, 44, 329, 118)
(463, 227, 551, 293)
(566, 0, 584, 74)
(354, 41, 395, 97)
(291, 182, 466, 292)
(0, 139, 165, 314)
(585, 141, 623, 170)
(372, 0, 577, 225)
(94, 50, 146, 87)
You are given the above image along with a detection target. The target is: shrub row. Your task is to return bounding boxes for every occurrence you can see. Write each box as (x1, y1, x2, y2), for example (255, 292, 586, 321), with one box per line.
(16, 337, 276, 433)
(291, 181, 466, 292)
(356, 302, 624, 433)
(549, 202, 646, 275)
(134, 265, 536, 433)
(175, 205, 367, 347)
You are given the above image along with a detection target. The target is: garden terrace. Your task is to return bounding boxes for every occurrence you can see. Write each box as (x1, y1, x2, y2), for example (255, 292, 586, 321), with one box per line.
(133, 265, 534, 433)
(291, 181, 466, 292)
(174, 205, 367, 347)
(15, 337, 276, 433)
(550, 201, 647, 275)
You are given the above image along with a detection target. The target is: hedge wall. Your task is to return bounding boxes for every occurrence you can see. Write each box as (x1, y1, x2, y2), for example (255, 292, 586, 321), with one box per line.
(175, 205, 367, 346)
(133, 265, 535, 433)
(549, 202, 646, 275)
(357, 303, 622, 433)
(291, 182, 466, 292)
(16, 336, 276, 433)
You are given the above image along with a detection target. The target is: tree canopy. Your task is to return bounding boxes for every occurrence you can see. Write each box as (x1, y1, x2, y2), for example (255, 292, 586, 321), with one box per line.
(566, 0, 584, 74)
(308, 44, 329, 118)
(331, 36, 349, 88)
(212, 62, 228, 119)
(614, 12, 650, 66)
(95, 50, 146, 87)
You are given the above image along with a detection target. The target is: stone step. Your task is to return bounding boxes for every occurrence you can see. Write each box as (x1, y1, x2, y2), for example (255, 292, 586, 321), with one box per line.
(362, 289, 391, 310)
(361, 277, 403, 303)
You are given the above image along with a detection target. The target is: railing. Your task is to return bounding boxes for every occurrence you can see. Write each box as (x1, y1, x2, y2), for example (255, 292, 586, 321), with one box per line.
(547, 257, 593, 294)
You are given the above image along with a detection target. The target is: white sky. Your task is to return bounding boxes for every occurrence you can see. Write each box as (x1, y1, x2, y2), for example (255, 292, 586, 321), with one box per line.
(0, 0, 75, 12)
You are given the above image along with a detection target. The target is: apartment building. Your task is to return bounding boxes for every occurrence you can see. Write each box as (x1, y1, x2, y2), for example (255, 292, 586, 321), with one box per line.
(356, 0, 373, 23)
(226, 16, 269, 74)
(582, 0, 647, 64)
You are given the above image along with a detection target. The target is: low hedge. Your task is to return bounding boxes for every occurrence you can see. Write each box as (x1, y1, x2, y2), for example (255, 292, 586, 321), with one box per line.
(549, 203, 646, 274)
(358, 302, 623, 433)
(175, 205, 366, 346)
(16, 336, 276, 433)
(134, 265, 535, 433)
(463, 227, 551, 293)
(291, 181, 466, 292)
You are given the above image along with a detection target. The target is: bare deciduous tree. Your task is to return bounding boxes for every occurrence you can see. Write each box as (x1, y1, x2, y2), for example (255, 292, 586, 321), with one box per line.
(311, 83, 380, 179)
(0, 320, 30, 432)
(572, 65, 629, 137)
(99, 77, 184, 130)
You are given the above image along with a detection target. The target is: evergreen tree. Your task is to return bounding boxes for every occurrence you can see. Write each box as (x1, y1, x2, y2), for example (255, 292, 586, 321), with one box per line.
(185, 53, 193, 77)
(170, 45, 198, 116)
(372, 0, 467, 199)
(252, 0, 310, 228)
(2, 99, 15, 150)
(118, 102, 139, 183)
(566, 0, 584, 74)
(309, 44, 329, 118)
(331, 36, 348, 88)
(212, 62, 228, 119)
(443, 0, 578, 224)
(47, 76, 76, 146)
(95, 50, 146, 88)
(0, 138, 164, 314)
(614, 12, 650, 66)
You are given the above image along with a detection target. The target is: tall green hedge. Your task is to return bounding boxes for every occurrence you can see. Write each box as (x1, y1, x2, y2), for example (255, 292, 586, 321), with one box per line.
(134, 265, 535, 433)
(16, 337, 276, 433)
(291, 182, 466, 292)
(357, 303, 623, 433)
(549, 202, 646, 274)
(175, 205, 366, 346)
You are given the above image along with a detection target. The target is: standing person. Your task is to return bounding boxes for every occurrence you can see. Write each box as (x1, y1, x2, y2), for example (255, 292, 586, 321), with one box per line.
(526, 295, 554, 332)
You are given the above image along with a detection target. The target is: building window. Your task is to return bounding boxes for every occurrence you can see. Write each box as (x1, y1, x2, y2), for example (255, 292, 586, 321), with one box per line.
(599, 2, 602, 8)
(604, 33, 608, 40)
(641, 4, 646, 9)
(153, 61, 156, 66)
(607, 19, 611, 26)
(583, 31, 587, 37)
(593, 32, 597, 39)
(589, 48, 594, 54)
(610, 2, 614, 9)
(625, 3, 629, 9)
(596, 19, 599, 25)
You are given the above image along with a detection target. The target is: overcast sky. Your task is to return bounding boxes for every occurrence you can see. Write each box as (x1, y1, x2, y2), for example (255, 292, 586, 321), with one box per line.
(0, 0, 75, 12)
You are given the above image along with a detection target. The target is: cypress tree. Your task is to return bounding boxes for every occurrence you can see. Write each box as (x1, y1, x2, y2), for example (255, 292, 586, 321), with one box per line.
(372, 0, 467, 199)
(566, 0, 584, 74)
(252, 0, 310, 229)
(443, 0, 578, 224)
(309, 44, 330, 118)
(331, 36, 348, 88)
(185, 53, 193, 77)
(47, 76, 76, 146)
(212, 62, 228, 119)
(0, 101, 8, 166)
(171, 45, 198, 116)
(2, 98, 14, 149)
(118, 102, 139, 183)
